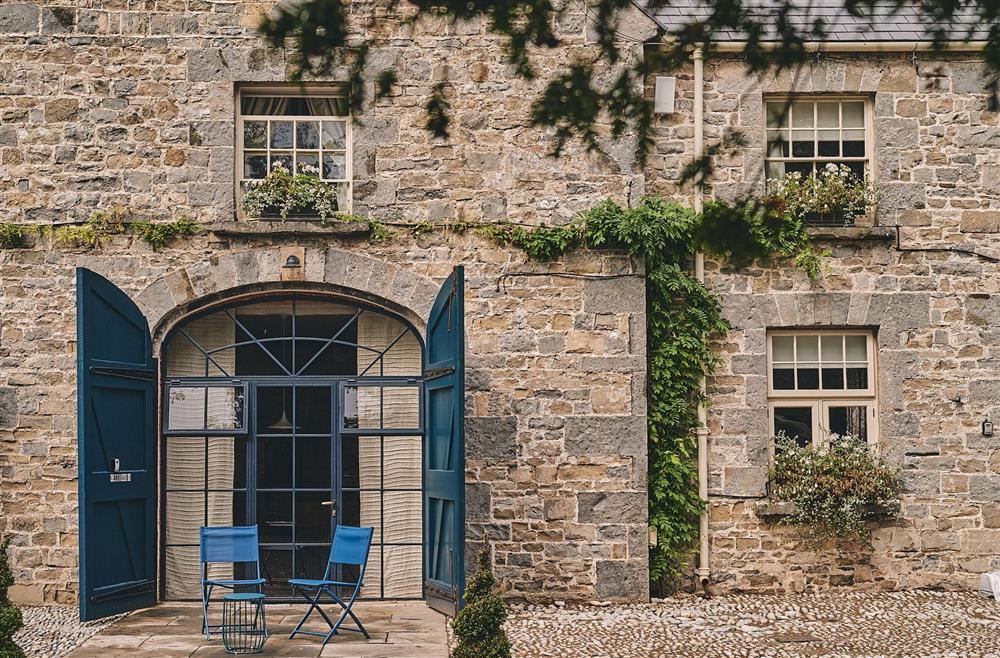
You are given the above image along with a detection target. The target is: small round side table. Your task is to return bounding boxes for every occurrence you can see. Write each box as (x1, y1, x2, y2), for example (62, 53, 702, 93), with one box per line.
(221, 592, 268, 654)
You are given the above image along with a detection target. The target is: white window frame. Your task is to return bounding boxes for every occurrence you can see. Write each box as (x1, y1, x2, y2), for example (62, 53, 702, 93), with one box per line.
(767, 330, 879, 450)
(763, 96, 873, 182)
(235, 85, 353, 217)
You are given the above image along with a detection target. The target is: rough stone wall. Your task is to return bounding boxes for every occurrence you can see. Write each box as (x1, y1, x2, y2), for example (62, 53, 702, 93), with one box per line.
(0, 2, 654, 604)
(648, 52, 1000, 592)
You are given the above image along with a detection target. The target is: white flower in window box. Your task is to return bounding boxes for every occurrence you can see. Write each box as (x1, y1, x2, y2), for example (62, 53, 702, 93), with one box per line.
(764, 164, 879, 228)
(241, 161, 343, 222)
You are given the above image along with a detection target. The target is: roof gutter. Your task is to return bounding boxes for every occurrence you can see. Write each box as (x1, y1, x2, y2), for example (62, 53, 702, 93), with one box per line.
(707, 40, 988, 53)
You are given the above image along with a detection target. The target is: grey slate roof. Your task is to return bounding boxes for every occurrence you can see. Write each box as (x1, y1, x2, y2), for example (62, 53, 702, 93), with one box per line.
(639, 0, 988, 42)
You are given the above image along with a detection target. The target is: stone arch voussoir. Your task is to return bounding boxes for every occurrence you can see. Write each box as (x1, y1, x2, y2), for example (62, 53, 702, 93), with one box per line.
(136, 247, 439, 345)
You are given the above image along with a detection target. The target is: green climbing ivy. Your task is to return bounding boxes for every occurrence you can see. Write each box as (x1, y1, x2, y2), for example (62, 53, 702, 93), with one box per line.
(0, 539, 24, 658)
(470, 196, 822, 585)
(44, 209, 203, 251)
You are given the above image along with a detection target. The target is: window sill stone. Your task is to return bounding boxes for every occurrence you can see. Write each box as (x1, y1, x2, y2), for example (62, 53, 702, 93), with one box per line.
(207, 220, 370, 237)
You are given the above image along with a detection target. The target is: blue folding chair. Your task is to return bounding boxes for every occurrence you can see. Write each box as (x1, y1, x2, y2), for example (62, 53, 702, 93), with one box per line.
(200, 526, 268, 639)
(288, 525, 374, 645)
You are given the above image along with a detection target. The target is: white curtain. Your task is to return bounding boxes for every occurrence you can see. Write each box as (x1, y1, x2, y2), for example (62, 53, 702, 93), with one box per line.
(356, 313, 422, 597)
(165, 314, 237, 599)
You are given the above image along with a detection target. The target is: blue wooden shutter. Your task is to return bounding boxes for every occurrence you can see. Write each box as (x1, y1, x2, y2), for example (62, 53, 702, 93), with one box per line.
(76, 268, 157, 621)
(423, 266, 465, 616)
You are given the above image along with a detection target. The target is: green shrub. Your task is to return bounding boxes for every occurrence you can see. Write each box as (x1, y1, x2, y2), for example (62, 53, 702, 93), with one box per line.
(0, 539, 25, 658)
(769, 434, 901, 544)
(450, 548, 511, 658)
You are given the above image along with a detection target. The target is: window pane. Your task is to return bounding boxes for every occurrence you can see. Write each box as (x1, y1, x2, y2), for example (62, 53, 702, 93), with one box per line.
(296, 152, 319, 175)
(244, 121, 267, 148)
(321, 121, 347, 149)
(242, 96, 348, 116)
(270, 152, 293, 172)
(322, 154, 347, 180)
(167, 386, 245, 432)
(766, 161, 786, 180)
(382, 546, 422, 598)
(773, 368, 795, 390)
(766, 102, 788, 128)
(842, 102, 865, 128)
(166, 437, 205, 490)
(165, 491, 203, 545)
(295, 387, 332, 434)
(845, 335, 868, 361)
(820, 335, 843, 363)
(257, 436, 292, 489)
(846, 365, 869, 390)
(258, 493, 292, 543)
(296, 121, 319, 149)
(791, 102, 814, 128)
(270, 121, 293, 148)
(772, 335, 794, 362)
(817, 130, 839, 157)
(297, 437, 332, 489)
(828, 405, 868, 440)
(821, 367, 845, 389)
(786, 161, 814, 176)
(244, 153, 267, 179)
(774, 406, 813, 448)
(260, 547, 291, 597)
(383, 436, 421, 488)
(843, 130, 865, 157)
(208, 437, 245, 490)
(296, 492, 333, 543)
(767, 130, 789, 157)
(791, 130, 815, 157)
(797, 366, 819, 390)
(817, 102, 839, 128)
(383, 491, 421, 543)
(796, 335, 819, 361)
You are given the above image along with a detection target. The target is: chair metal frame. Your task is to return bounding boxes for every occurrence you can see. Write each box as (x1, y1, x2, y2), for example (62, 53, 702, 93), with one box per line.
(287, 525, 374, 645)
(200, 525, 268, 639)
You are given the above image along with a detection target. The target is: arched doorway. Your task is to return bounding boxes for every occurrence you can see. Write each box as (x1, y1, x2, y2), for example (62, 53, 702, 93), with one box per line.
(160, 294, 423, 601)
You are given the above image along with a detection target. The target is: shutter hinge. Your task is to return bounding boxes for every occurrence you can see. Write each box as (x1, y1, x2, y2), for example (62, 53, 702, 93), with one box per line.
(89, 366, 156, 381)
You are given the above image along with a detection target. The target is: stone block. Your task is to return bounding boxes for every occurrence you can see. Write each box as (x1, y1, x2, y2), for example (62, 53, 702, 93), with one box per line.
(0, 388, 16, 429)
(188, 49, 228, 82)
(0, 3, 38, 33)
(578, 492, 646, 524)
(466, 482, 491, 522)
(583, 278, 644, 314)
(565, 415, 645, 457)
(466, 416, 517, 460)
(960, 210, 1000, 233)
(723, 466, 768, 498)
(543, 497, 576, 521)
(969, 474, 1000, 502)
(595, 559, 648, 600)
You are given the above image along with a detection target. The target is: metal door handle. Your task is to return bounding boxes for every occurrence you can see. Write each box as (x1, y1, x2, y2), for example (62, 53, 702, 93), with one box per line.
(322, 499, 337, 518)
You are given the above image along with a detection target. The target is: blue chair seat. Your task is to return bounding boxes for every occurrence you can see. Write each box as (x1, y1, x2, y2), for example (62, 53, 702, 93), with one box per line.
(288, 578, 356, 588)
(206, 577, 266, 586)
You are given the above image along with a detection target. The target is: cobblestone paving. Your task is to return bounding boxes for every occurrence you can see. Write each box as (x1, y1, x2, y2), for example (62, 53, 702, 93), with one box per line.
(13, 606, 124, 658)
(507, 591, 1000, 658)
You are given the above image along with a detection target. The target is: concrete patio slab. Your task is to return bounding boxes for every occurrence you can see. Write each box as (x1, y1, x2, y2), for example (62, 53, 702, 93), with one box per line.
(66, 601, 449, 658)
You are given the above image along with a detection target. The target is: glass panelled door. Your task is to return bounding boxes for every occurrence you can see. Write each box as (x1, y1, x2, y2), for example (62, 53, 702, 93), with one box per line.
(255, 384, 337, 598)
(161, 294, 425, 601)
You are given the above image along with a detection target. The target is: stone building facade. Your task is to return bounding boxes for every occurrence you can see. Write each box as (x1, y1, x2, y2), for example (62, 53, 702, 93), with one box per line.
(0, 1, 650, 606)
(648, 49, 1000, 592)
(3, 0, 1000, 609)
